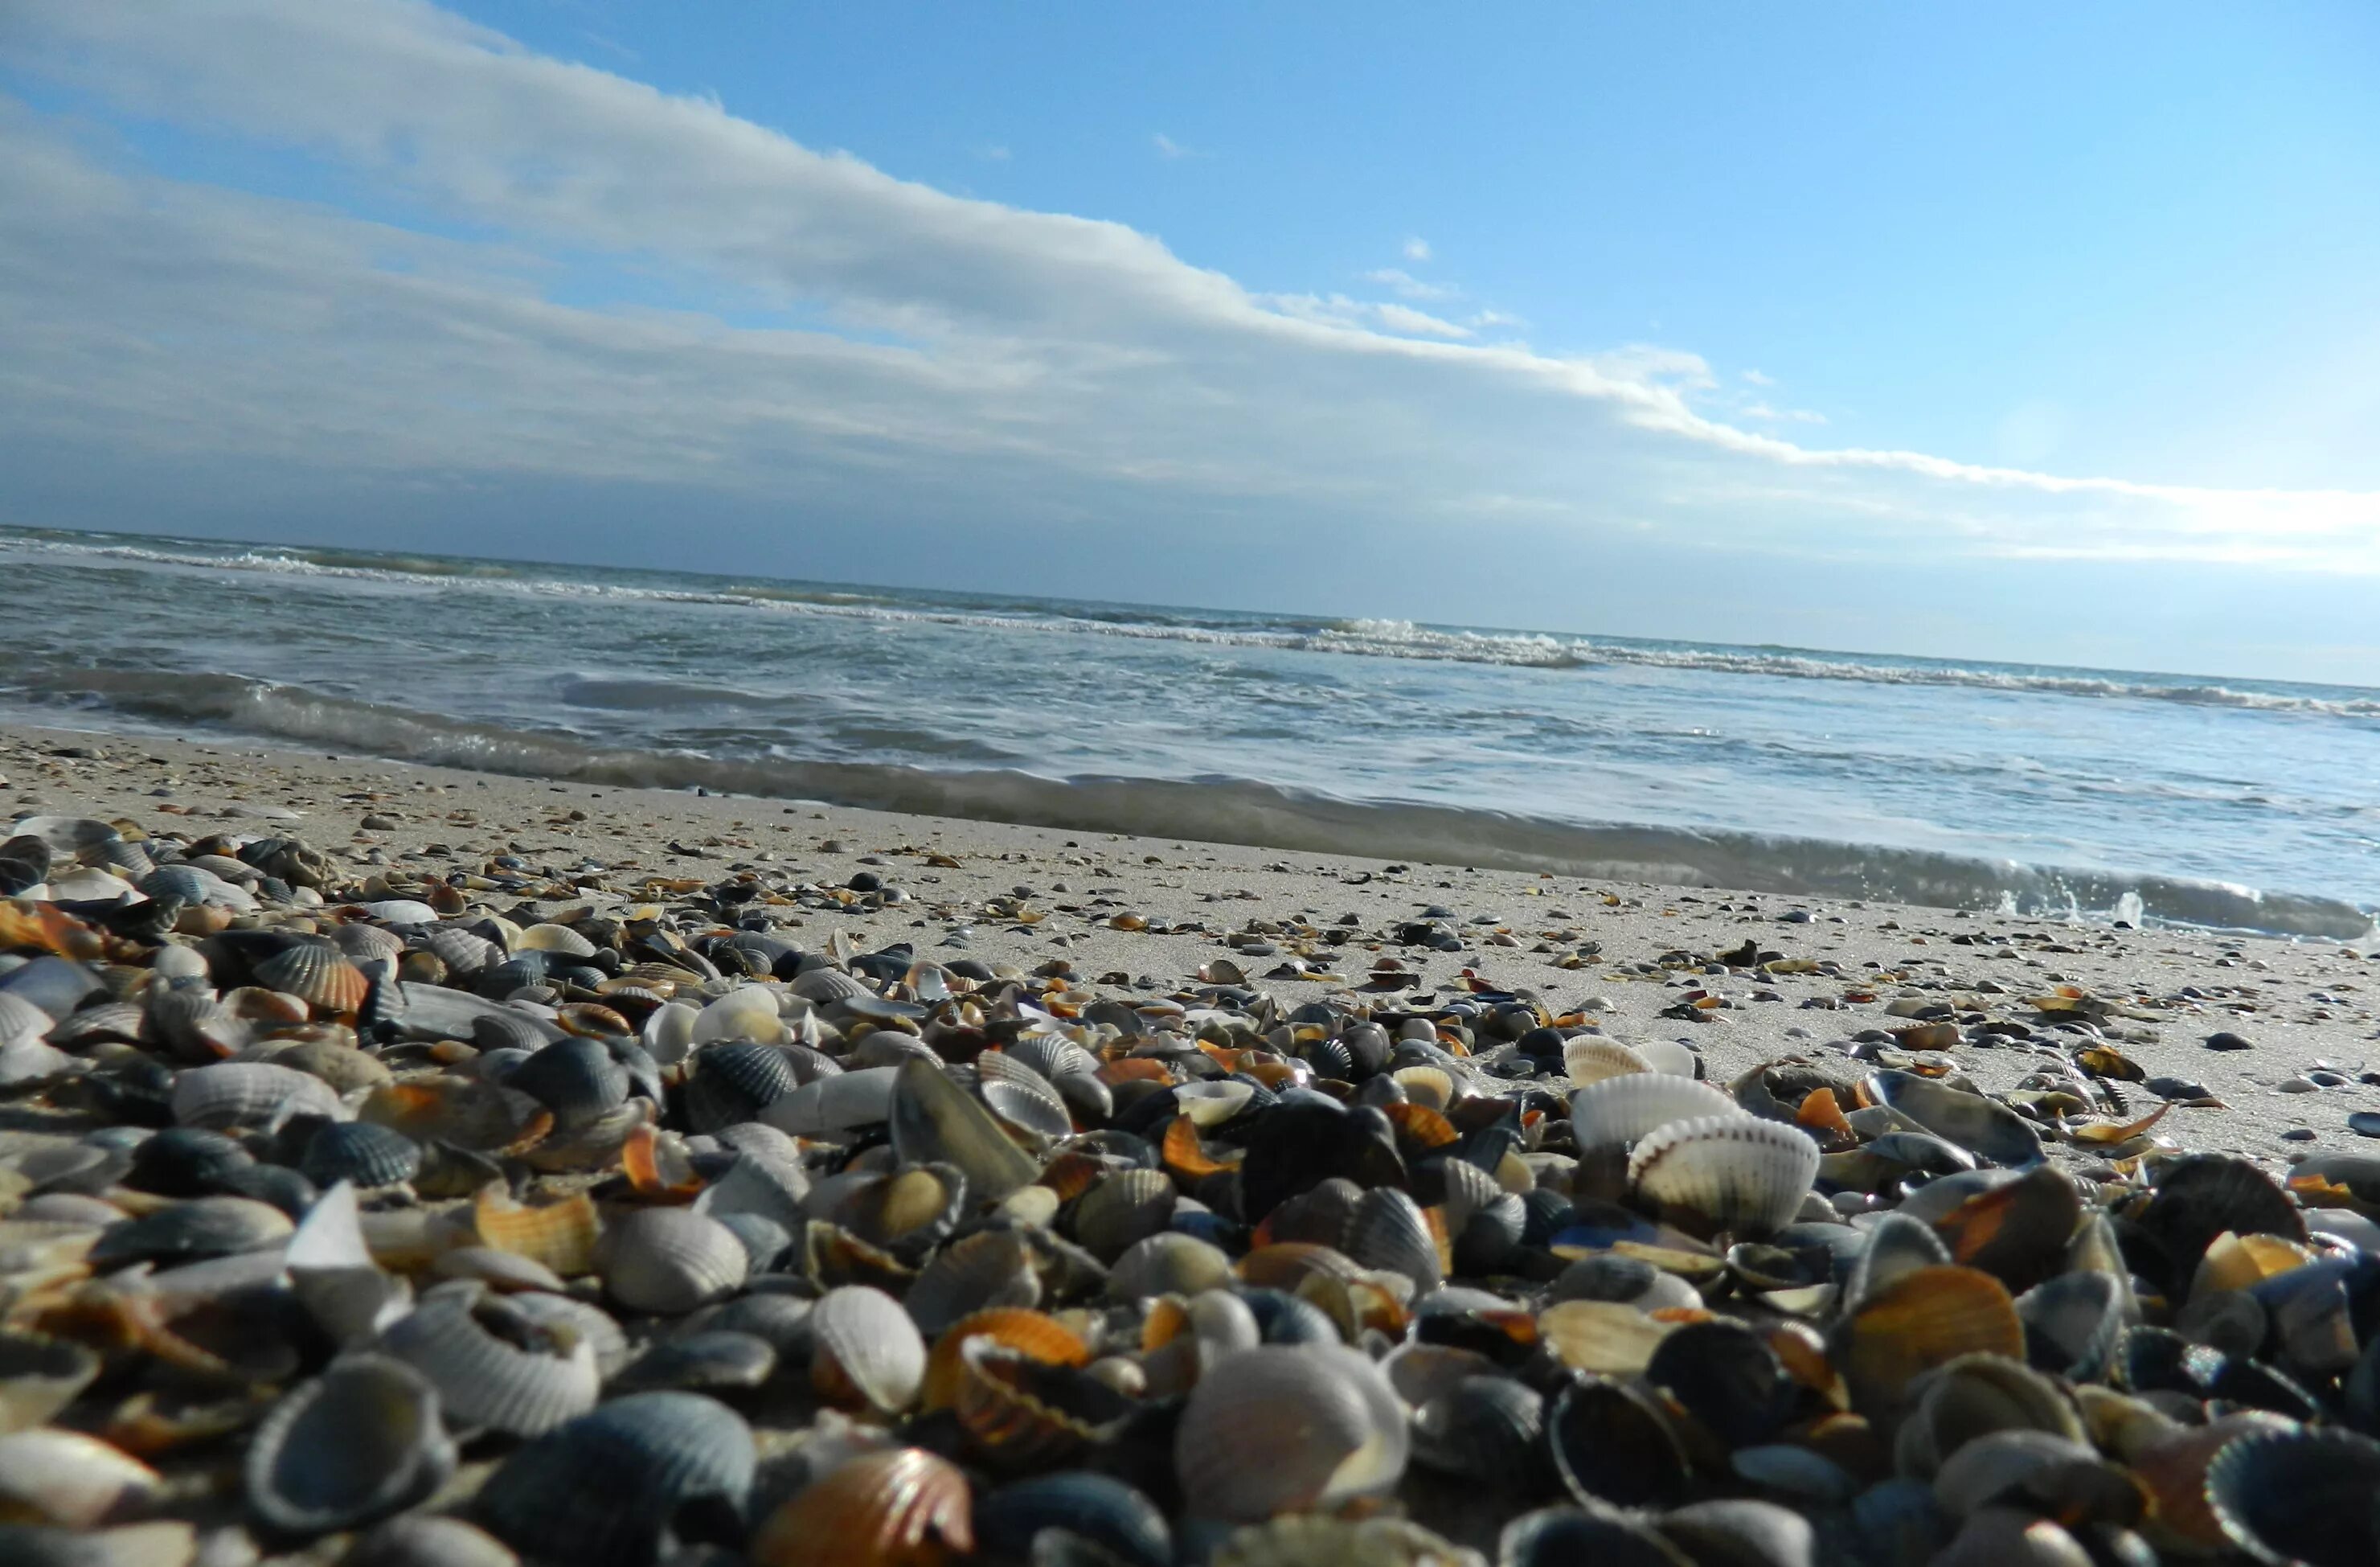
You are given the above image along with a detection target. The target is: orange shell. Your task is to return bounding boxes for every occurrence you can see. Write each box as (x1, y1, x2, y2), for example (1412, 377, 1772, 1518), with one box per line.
(1835, 1264, 2022, 1413)
(1096, 1059, 1173, 1088)
(1034, 1151, 1107, 1204)
(1796, 1088, 1856, 1148)
(555, 1002, 633, 1040)
(1377, 1101, 1459, 1152)
(473, 1189, 602, 1277)
(751, 1448, 972, 1567)
(623, 1123, 703, 1201)
(1237, 1242, 1363, 1292)
(921, 1311, 1090, 1412)
(951, 1339, 1123, 1465)
(1161, 1117, 1240, 1180)
(360, 1079, 551, 1155)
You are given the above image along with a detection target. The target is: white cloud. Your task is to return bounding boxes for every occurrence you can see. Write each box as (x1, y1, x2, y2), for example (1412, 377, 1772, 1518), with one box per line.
(0, 0, 2374, 585)
(1402, 236, 1432, 262)
(1362, 267, 1458, 302)
(1740, 367, 1773, 387)
(1744, 402, 1827, 425)
(1153, 132, 1193, 159)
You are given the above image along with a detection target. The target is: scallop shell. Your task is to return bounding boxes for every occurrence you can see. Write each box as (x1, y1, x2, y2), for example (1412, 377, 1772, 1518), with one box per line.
(1071, 1168, 1178, 1262)
(1834, 1264, 2026, 1417)
(378, 1286, 602, 1437)
(1342, 1188, 1448, 1294)
(1628, 1114, 1821, 1239)
(244, 1355, 456, 1538)
(475, 1189, 603, 1278)
(1563, 1036, 1654, 1085)
(1570, 1073, 1741, 1153)
(749, 1447, 973, 1567)
(977, 1064, 1075, 1144)
(683, 1041, 799, 1133)
(598, 1208, 749, 1315)
(1109, 1233, 1235, 1302)
(474, 1392, 755, 1567)
(811, 1284, 928, 1414)
(906, 1229, 1044, 1335)
(252, 945, 369, 1018)
(300, 1122, 422, 1189)
(504, 1037, 630, 1130)
(515, 922, 598, 958)
(1174, 1344, 1408, 1522)
(334, 922, 410, 966)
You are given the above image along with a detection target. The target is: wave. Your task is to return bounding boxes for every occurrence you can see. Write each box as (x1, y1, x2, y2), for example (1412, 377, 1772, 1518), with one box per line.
(7, 665, 2371, 941)
(6, 528, 2377, 715)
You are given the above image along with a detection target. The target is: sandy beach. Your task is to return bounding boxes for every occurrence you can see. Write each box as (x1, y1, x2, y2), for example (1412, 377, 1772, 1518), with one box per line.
(9, 719, 2377, 1162)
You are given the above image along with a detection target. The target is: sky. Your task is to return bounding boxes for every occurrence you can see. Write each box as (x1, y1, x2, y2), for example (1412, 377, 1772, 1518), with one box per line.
(2, 2, 2378, 682)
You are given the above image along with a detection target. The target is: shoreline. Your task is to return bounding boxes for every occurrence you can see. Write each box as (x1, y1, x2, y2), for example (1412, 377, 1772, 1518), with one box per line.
(8, 718, 2380, 1159)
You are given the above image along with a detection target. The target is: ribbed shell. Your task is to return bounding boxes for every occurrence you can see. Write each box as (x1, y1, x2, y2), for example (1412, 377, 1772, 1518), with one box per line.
(1833, 1264, 2025, 1415)
(750, 1447, 973, 1567)
(515, 922, 598, 958)
(1628, 1114, 1821, 1239)
(475, 1190, 603, 1278)
(905, 1229, 1043, 1336)
(1108, 1233, 1235, 1302)
(599, 1208, 749, 1315)
(0, 992, 51, 1048)
(1341, 1188, 1447, 1294)
(1569, 1073, 1741, 1152)
(145, 989, 252, 1061)
(1174, 1345, 1409, 1522)
(1071, 1168, 1178, 1262)
(334, 922, 410, 966)
(977, 1063, 1075, 1142)
(1563, 1037, 1654, 1085)
(244, 1355, 456, 1538)
(301, 1122, 424, 1189)
(378, 1289, 601, 1437)
(508, 1291, 632, 1378)
(505, 1037, 629, 1130)
(474, 1393, 755, 1567)
(684, 1041, 800, 1132)
(170, 1061, 344, 1130)
(921, 1309, 1092, 1412)
(810, 1285, 928, 1414)
(253, 945, 369, 1017)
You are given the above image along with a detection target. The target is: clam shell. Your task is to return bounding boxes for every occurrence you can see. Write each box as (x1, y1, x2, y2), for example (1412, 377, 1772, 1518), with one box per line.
(887, 1057, 1038, 1200)
(504, 1037, 630, 1130)
(345, 1516, 520, 1567)
(906, 1229, 1044, 1335)
(1833, 1264, 2025, 1417)
(1895, 1353, 2087, 1478)
(145, 991, 251, 1063)
(811, 1284, 928, 1414)
(475, 1189, 603, 1278)
(358, 1077, 551, 1155)
(1211, 1516, 1481, 1567)
(1109, 1233, 1235, 1302)
(509, 1290, 633, 1378)
(973, 1472, 1169, 1567)
(952, 1336, 1136, 1466)
(1410, 1375, 1545, 1488)
(767, 1066, 901, 1140)
(416, 925, 495, 974)
(2016, 1270, 2127, 1383)
(683, 1040, 801, 1133)
(244, 1355, 456, 1538)
(1570, 1074, 1741, 1152)
(1865, 1071, 2043, 1169)
(251, 945, 369, 1017)
(1628, 1114, 1820, 1239)
(0, 1429, 162, 1528)
(475, 1392, 755, 1567)
(89, 1195, 294, 1269)
(286, 1179, 412, 1344)
(750, 1447, 972, 1567)
(2202, 1425, 2380, 1567)
(378, 1286, 601, 1437)
(599, 1208, 749, 1315)
(516, 922, 598, 958)
(1341, 1188, 1447, 1294)
(1546, 1376, 1691, 1510)
(1564, 1036, 1655, 1085)
(1645, 1319, 1793, 1448)
(921, 1309, 1092, 1412)
(1071, 1168, 1178, 1262)
(300, 1122, 422, 1189)
(1174, 1343, 1407, 1521)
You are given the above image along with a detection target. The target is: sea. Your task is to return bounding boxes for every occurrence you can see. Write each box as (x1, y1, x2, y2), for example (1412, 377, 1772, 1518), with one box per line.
(2, 525, 2375, 941)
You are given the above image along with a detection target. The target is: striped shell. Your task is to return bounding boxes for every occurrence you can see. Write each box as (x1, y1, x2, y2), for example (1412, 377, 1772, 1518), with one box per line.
(1834, 1264, 2026, 1415)
(1563, 1037, 1654, 1085)
(504, 1037, 630, 1130)
(334, 922, 409, 966)
(378, 1286, 601, 1437)
(921, 1310, 1092, 1412)
(253, 945, 370, 1017)
(170, 1061, 344, 1131)
(301, 1122, 423, 1189)
(418, 925, 499, 975)
(810, 1285, 927, 1414)
(1174, 1345, 1409, 1522)
(476, 1190, 603, 1278)
(1071, 1168, 1178, 1262)
(1342, 1188, 1448, 1294)
(244, 1355, 456, 1538)
(750, 1447, 972, 1567)
(515, 922, 598, 958)
(145, 989, 252, 1061)
(474, 1393, 755, 1567)
(598, 1208, 749, 1315)
(1569, 1073, 1741, 1153)
(1628, 1114, 1821, 1239)
(906, 1229, 1043, 1336)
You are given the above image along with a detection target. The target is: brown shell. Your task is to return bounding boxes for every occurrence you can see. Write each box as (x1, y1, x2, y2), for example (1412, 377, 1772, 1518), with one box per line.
(555, 1003, 633, 1040)
(361, 1079, 552, 1155)
(1161, 1116, 1239, 1180)
(951, 1337, 1130, 1466)
(1236, 1243, 1366, 1293)
(474, 1190, 603, 1278)
(750, 1448, 972, 1567)
(1833, 1264, 2024, 1416)
(921, 1310, 1091, 1412)
(1378, 1101, 1460, 1154)
(252, 945, 371, 1019)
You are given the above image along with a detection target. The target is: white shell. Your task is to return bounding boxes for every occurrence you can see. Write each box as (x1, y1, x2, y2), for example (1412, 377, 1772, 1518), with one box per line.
(1562, 1036, 1653, 1085)
(809, 1284, 925, 1413)
(1174, 1344, 1408, 1521)
(377, 1287, 601, 1437)
(641, 1000, 699, 1066)
(1569, 1073, 1739, 1153)
(762, 1066, 898, 1138)
(691, 986, 788, 1047)
(1628, 1114, 1821, 1238)
(596, 1209, 748, 1315)
(171, 1061, 346, 1130)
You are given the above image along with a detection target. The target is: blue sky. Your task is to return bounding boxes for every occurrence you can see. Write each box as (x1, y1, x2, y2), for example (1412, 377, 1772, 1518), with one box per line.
(2, 2, 2378, 680)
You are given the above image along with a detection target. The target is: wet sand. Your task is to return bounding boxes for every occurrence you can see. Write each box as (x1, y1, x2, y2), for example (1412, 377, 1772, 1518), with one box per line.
(10, 719, 2378, 1163)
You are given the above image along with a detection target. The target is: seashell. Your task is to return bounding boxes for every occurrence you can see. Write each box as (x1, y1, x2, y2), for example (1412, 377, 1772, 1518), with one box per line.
(300, 1122, 422, 1189)
(1834, 1264, 2025, 1417)
(1930, 1167, 2083, 1293)
(1844, 1212, 1955, 1309)
(286, 1180, 412, 1344)
(1931, 1508, 2093, 1567)
(1569, 1074, 1741, 1153)
(345, 1515, 520, 1567)
(811, 1284, 928, 1414)
(2017, 1270, 2127, 1383)
(1546, 1376, 1692, 1510)
(0, 1429, 163, 1528)
(329, 922, 406, 967)
(921, 1309, 1092, 1412)
(690, 984, 789, 1047)
(1391, 1064, 1456, 1111)
(1342, 1188, 1447, 1294)
(973, 1471, 1170, 1567)
(978, 1066, 1076, 1144)
(2133, 1154, 2307, 1296)
(1212, 1516, 1483, 1567)
(416, 924, 498, 976)
(0, 1331, 103, 1434)
(141, 864, 252, 911)
(1930, 1429, 2107, 1519)
(1174, 1343, 1407, 1521)
(1895, 1353, 2086, 1479)
(244, 1355, 457, 1538)
(471, 1010, 554, 1055)
(252, 945, 369, 1017)
(641, 1000, 699, 1066)
(1563, 1036, 1654, 1085)
(683, 1040, 801, 1132)
(887, 1057, 1040, 1200)
(88, 1195, 294, 1269)
(516, 922, 598, 958)
(1071, 1167, 1178, 1262)
(1109, 1232, 1235, 1301)
(608, 1329, 777, 1397)
(1538, 1298, 1676, 1376)
(767, 1065, 902, 1141)
(475, 1392, 755, 1567)
(749, 1447, 972, 1567)
(504, 1036, 629, 1130)
(907, 1229, 1044, 1334)
(378, 1285, 601, 1437)
(2201, 1425, 2380, 1567)
(145, 991, 252, 1063)
(952, 1335, 1137, 1465)
(475, 1188, 603, 1278)
(358, 1077, 551, 1155)
(1628, 1114, 1819, 1239)
(1864, 1072, 2042, 1168)
(599, 1208, 749, 1315)
(1645, 1319, 1794, 1448)
(1411, 1375, 1546, 1490)
(508, 1290, 633, 1378)
(1501, 1505, 1690, 1567)
(1657, 1500, 1815, 1567)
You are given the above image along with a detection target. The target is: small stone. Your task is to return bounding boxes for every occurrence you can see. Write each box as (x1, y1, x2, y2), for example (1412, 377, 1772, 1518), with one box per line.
(2206, 1031, 2254, 1052)
(2278, 1077, 2319, 1093)
(2280, 1127, 2317, 1142)
(360, 814, 399, 831)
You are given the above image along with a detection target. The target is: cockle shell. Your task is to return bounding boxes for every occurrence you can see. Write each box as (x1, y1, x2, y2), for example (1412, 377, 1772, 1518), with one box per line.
(810, 1285, 928, 1414)
(1174, 1344, 1408, 1522)
(598, 1208, 749, 1315)
(1628, 1114, 1821, 1239)
(244, 1356, 456, 1538)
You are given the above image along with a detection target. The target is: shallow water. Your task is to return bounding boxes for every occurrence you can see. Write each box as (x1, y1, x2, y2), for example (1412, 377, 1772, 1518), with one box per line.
(3, 524, 2376, 938)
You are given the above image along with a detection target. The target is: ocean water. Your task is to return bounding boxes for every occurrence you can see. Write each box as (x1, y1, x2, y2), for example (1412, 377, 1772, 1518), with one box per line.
(2, 525, 2376, 940)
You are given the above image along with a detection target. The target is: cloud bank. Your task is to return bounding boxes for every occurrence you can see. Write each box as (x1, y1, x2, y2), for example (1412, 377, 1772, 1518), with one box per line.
(1, 0, 2375, 598)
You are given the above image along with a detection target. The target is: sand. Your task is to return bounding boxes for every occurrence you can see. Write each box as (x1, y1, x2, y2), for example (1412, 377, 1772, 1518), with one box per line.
(7, 717, 2379, 1167)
